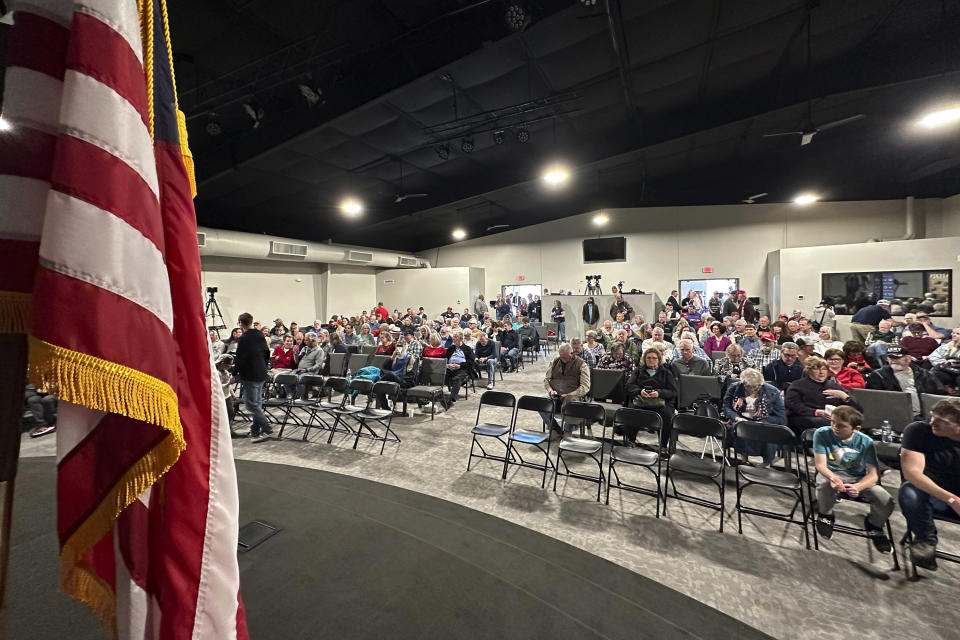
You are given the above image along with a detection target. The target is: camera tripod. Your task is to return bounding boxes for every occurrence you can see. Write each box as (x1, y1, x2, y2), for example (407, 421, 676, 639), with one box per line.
(584, 281, 602, 296)
(205, 288, 227, 338)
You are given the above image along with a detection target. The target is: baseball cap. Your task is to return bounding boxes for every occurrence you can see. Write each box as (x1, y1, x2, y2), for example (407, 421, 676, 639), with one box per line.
(759, 331, 775, 341)
(886, 345, 907, 358)
(447, 306, 453, 310)
(877, 299, 891, 306)
(735, 289, 745, 295)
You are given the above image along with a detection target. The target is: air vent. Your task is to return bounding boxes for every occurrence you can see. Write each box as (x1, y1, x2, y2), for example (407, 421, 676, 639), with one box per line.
(398, 256, 419, 267)
(270, 241, 308, 258)
(347, 250, 374, 263)
(197, 232, 206, 248)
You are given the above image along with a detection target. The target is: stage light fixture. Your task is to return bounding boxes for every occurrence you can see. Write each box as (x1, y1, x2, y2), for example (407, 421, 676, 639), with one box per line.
(205, 114, 222, 136)
(917, 107, 960, 129)
(243, 102, 265, 129)
(493, 130, 505, 145)
(452, 228, 467, 240)
(436, 143, 450, 160)
(505, 3, 530, 31)
(593, 213, 609, 225)
(793, 193, 819, 205)
(579, 0, 598, 5)
(0, 116, 10, 132)
(340, 197, 363, 216)
(542, 166, 570, 186)
(461, 137, 475, 153)
(516, 127, 530, 143)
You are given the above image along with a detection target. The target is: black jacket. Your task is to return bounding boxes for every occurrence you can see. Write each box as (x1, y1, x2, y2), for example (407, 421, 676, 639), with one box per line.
(444, 343, 477, 378)
(528, 300, 542, 321)
(866, 364, 947, 395)
(235, 328, 269, 382)
(500, 329, 520, 350)
(762, 359, 804, 390)
(627, 367, 678, 406)
(784, 374, 862, 417)
(582, 302, 600, 324)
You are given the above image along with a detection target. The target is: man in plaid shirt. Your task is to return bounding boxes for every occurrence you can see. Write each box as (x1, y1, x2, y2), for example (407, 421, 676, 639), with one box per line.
(403, 327, 424, 361)
(751, 332, 782, 370)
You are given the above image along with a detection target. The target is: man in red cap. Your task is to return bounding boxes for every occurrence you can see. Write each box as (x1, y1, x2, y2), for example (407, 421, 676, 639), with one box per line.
(751, 331, 782, 370)
(736, 290, 758, 324)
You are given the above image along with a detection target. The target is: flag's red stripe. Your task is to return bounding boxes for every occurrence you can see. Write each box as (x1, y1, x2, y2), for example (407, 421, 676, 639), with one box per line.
(0, 239, 40, 294)
(152, 142, 219, 638)
(6, 11, 69, 80)
(51, 138, 164, 254)
(57, 413, 167, 545)
(0, 126, 56, 180)
(67, 13, 149, 127)
(117, 500, 151, 591)
(32, 270, 177, 386)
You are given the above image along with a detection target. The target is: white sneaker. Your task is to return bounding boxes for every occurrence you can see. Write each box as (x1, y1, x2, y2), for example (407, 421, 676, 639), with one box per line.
(486, 383, 494, 390)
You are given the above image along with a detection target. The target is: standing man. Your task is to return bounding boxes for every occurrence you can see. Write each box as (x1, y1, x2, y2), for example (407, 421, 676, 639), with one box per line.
(849, 299, 893, 344)
(667, 289, 682, 313)
(708, 291, 723, 319)
(582, 296, 601, 333)
(609, 291, 633, 322)
(898, 398, 960, 570)
(235, 312, 271, 441)
(495, 295, 511, 321)
(737, 290, 758, 324)
(474, 293, 488, 318)
(373, 302, 390, 323)
(529, 295, 542, 323)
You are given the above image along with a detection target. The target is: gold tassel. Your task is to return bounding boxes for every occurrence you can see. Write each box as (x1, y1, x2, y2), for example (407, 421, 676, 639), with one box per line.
(176, 109, 198, 197)
(59, 558, 118, 635)
(0, 291, 32, 334)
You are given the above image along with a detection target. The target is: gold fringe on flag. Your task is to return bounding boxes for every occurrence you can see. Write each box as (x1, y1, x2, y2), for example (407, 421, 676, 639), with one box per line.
(0, 291, 32, 334)
(59, 559, 118, 636)
(176, 109, 198, 197)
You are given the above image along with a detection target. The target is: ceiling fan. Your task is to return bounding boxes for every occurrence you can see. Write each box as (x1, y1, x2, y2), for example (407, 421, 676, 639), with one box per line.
(741, 192, 768, 204)
(761, 6, 864, 146)
(486, 224, 510, 232)
(394, 160, 428, 203)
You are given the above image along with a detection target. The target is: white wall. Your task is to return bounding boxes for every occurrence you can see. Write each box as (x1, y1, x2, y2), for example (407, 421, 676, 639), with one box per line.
(942, 194, 960, 238)
(375, 266, 472, 317)
(774, 237, 960, 339)
(201, 257, 324, 329)
(325, 265, 377, 318)
(419, 198, 943, 306)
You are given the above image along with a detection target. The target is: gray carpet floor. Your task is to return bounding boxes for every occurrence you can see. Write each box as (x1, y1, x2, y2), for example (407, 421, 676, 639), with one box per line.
(17, 352, 960, 639)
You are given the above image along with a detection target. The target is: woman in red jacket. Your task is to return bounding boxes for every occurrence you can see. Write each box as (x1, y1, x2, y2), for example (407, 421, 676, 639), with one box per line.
(823, 348, 865, 388)
(270, 335, 297, 371)
(423, 333, 447, 358)
(375, 330, 396, 355)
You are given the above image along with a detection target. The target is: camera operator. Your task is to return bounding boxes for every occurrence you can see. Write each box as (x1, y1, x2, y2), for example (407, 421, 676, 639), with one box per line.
(582, 296, 600, 332)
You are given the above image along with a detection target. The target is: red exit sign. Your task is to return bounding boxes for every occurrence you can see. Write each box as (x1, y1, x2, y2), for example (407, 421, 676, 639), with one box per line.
(701, 267, 713, 273)
(517, 275, 525, 281)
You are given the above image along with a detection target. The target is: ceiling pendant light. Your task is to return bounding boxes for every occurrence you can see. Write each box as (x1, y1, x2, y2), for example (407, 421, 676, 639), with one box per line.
(452, 228, 467, 240)
(340, 197, 363, 216)
(793, 193, 819, 205)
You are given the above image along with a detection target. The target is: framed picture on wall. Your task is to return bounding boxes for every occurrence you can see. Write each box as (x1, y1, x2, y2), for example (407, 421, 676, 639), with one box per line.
(821, 269, 952, 316)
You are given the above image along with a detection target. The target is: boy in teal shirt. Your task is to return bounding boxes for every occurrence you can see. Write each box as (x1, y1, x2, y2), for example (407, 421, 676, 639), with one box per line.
(812, 406, 894, 552)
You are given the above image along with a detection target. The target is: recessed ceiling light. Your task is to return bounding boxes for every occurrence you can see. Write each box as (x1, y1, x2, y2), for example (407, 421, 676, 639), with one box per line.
(793, 193, 819, 205)
(340, 197, 363, 216)
(917, 107, 960, 129)
(593, 213, 609, 225)
(542, 166, 570, 185)
(0, 116, 11, 132)
(452, 228, 467, 240)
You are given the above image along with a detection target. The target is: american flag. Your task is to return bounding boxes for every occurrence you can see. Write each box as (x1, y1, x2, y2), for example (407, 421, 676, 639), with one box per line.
(0, 1, 248, 637)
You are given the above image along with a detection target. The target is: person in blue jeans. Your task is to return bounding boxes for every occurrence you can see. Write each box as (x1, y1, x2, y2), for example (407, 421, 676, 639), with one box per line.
(499, 323, 521, 373)
(899, 398, 960, 570)
(551, 300, 566, 342)
(474, 332, 497, 389)
(234, 312, 272, 440)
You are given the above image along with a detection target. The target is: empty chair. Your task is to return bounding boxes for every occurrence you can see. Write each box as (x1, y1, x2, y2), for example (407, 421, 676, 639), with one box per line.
(921, 393, 954, 419)
(502, 395, 556, 488)
(605, 408, 663, 515)
(710, 351, 726, 366)
(405, 358, 449, 420)
(663, 414, 727, 532)
(467, 391, 516, 472)
(677, 375, 723, 410)
(304, 376, 349, 441)
(326, 352, 348, 378)
(588, 369, 626, 426)
(734, 422, 810, 549)
(273, 373, 315, 440)
(360, 344, 377, 355)
(346, 352, 370, 373)
(553, 402, 608, 502)
(326, 377, 374, 444)
(535, 326, 552, 355)
(354, 381, 402, 455)
(543, 322, 560, 351)
(346, 344, 361, 354)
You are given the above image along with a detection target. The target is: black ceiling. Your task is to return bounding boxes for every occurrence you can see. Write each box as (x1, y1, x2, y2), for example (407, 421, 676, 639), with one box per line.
(5, 1, 959, 252)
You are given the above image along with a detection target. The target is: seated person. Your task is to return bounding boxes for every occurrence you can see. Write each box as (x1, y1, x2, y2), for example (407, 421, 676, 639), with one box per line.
(928, 328, 960, 391)
(794, 338, 816, 364)
(785, 356, 862, 436)
(762, 342, 802, 391)
(462, 328, 478, 350)
(596, 342, 635, 375)
(612, 311, 627, 332)
(669, 338, 713, 378)
(499, 322, 521, 372)
(723, 368, 785, 467)
(729, 318, 747, 345)
(751, 332, 782, 370)
(714, 343, 755, 380)
(375, 332, 420, 409)
(738, 323, 761, 355)
(540, 343, 591, 435)
(813, 406, 893, 552)
(626, 348, 677, 449)
(612, 329, 640, 363)
(813, 327, 844, 355)
(375, 331, 396, 355)
(215, 355, 237, 424)
(898, 398, 960, 570)
(900, 323, 940, 359)
(792, 318, 819, 346)
(517, 316, 539, 352)
(865, 319, 898, 360)
(703, 321, 731, 357)
(599, 319, 616, 346)
(671, 331, 708, 362)
(570, 336, 596, 369)
(270, 335, 298, 375)
(341, 324, 359, 346)
(641, 326, 673, 361)
(357, 323, 376, 347)
(293, 333, 326, 399)
(25, 383, 58, 438)
(823, 348, 865, 388)
(842, 340, 873, 372)
(329, 333, 348, 354)
(474, 331, 498, 390)
(865, 346, 947, 419)
(443, 332, 476, 404)
(423, 333, 448, 358)
(584, 330, 606, 363)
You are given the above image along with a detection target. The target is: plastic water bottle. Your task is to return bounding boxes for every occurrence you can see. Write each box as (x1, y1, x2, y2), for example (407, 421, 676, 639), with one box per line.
(881, 420, 892, 443)
(346, 368, 352, 380)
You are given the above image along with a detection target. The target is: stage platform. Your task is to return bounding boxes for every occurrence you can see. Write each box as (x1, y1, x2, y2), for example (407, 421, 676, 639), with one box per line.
(5, 457, 771, 639)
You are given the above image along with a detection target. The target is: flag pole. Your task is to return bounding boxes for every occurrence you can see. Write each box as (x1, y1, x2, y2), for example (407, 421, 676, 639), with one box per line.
(0, 334, 27, 609)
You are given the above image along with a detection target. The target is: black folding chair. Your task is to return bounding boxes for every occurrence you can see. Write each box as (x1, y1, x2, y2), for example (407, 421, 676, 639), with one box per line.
(303, 376, 348, 441)
(502, 395, 556, 488)
(353, 381, 401, 455)
(588, 369, 625, 428)
(405, 358, 449, 420)
(553, 402, 608, 502)
(663, 414, 727, 532)
(326, 377, 374, 444)
(346, 352, 370, 374)
(535, 326, 552, 356)
(326, 352, 348, 378)
(734, 422, 811, 549)
(606, 408, 663, 515)
(901, 513, 960, 580)
(346, 344, 361, 354)
(467, 391, 516, 472)
(369, 354, 392, 370)
(360, 344, 377, 355)
(799, 429, 900, 569)
(273, 373, 315, 440)
(677, 375, 723, 410)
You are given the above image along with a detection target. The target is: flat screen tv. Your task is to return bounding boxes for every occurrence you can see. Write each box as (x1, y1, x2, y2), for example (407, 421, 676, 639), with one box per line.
(583, 237, 626, 263)
(821, 269, 952, 316)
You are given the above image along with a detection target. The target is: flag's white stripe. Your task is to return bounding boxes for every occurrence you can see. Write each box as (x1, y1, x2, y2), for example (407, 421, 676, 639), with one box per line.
(2, 66, 63, 134)
(0, 176, 48, 241)
(138, 486, 152, 508)
(192, 356, 241, 640)
(40, 191, 173, 330)
(114, 528, 149, 640)
(9, 0, 74, 27)
(60, 70, 159, 199)
(56, 402, 105, 463)
(75, 0, 143, 66)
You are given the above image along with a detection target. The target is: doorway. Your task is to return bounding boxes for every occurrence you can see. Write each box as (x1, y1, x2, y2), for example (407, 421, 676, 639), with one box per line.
(500, 284, 543, 317)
